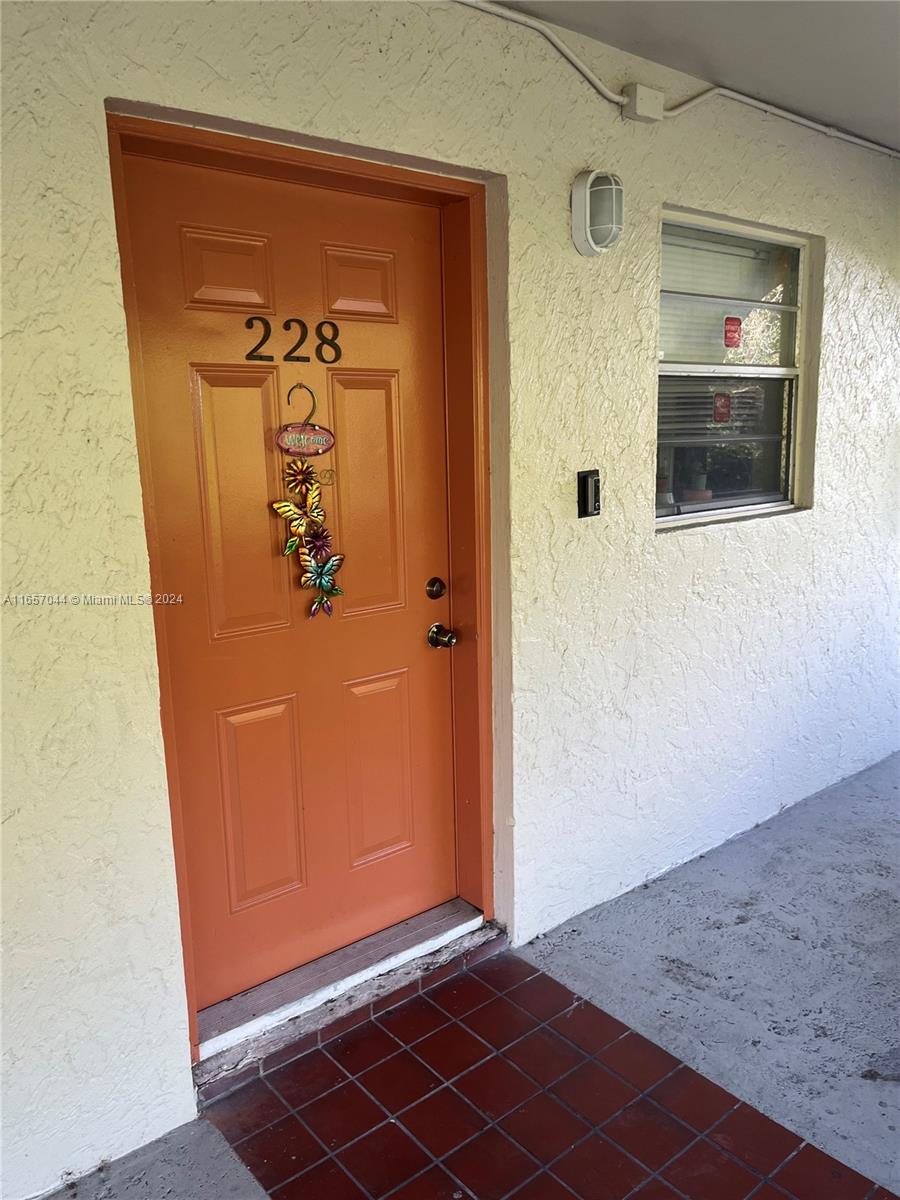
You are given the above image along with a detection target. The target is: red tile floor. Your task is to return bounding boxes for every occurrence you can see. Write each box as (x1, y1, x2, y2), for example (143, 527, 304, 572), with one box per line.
(204, 949, 896, 1200)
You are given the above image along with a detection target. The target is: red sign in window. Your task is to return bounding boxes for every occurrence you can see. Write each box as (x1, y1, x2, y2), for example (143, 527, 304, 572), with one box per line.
(713, 393, 732, 422)
(724, 316, 742, 347)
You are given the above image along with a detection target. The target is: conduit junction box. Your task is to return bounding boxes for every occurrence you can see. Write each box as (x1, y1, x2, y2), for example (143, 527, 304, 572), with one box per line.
(622, 83, 665, 123)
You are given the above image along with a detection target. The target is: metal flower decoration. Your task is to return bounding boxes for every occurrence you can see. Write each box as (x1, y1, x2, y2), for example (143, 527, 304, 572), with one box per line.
(272, 463, 345, 618)
(284, 459, 317, 495)
(306, 526, 333, 561)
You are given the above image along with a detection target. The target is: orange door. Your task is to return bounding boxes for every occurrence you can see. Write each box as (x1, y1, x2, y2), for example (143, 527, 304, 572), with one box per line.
(119, 148, 458, 1008)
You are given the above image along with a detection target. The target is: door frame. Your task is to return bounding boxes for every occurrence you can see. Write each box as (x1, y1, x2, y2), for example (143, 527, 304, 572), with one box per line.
(106, 113, 494, 1055)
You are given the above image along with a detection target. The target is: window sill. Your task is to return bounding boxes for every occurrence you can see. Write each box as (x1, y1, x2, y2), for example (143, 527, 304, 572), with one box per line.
(655, 500, 807, 532)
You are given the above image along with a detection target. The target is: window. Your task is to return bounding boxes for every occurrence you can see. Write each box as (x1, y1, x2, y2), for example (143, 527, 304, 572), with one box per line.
(656, 219, 805, 523)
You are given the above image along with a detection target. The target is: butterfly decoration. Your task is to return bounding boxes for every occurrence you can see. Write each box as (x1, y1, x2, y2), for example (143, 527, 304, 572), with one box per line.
(272, 482, 324, 537)
(272, 463, 344, 618)
(299, 548, 345, 617)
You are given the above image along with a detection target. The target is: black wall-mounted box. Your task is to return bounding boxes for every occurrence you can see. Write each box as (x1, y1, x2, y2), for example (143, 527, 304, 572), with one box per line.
(577, 469, 601, 518)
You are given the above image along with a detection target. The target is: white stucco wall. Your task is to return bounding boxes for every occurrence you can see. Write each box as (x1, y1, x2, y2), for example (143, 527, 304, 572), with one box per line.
(3, 3, 898, 1196)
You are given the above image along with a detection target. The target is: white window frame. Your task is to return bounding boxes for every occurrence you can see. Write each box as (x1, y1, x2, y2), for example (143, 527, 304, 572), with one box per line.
(655, 206, 823, 531)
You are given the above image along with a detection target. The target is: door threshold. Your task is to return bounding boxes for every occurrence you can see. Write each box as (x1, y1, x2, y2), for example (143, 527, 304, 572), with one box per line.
(197, 899, 483, 1061)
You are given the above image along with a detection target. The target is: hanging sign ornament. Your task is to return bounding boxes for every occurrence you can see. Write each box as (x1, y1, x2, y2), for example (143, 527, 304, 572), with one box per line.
(275, 381, 336, 458)
(276, 423, 335, 457)
(272, 385, 345, 618)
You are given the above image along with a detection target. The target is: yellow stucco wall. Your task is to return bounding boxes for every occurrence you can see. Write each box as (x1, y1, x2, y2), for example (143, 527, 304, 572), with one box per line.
(3, 3, 898, 1196)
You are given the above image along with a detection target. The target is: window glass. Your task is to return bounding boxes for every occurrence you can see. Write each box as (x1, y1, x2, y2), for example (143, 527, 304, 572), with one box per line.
(656, 377, 792, 517)
(661, 224, 800, 305)
(659, 294, 797, 367)
(657, 441, 786, 514)
(658, 377, 787, 440)
(657, 220, 803, 522)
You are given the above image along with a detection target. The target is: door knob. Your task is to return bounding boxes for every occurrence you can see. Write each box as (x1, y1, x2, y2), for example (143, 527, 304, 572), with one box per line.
(427, 623, 458, 648)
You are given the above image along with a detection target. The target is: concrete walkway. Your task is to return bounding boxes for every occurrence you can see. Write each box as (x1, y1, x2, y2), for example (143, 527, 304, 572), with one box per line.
(522, 753, 900, 1191)
(45, 1121, 265, 1200)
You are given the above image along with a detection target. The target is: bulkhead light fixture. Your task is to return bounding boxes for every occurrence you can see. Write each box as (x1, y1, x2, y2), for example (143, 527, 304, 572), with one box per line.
(571, 170, 624, 255)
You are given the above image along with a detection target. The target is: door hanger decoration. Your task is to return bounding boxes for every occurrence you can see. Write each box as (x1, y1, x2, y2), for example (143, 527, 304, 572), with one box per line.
(272, 384, 345, 618)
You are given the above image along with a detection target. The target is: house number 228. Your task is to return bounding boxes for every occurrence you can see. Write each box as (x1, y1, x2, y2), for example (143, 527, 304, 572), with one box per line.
(244, 317, 342, 364)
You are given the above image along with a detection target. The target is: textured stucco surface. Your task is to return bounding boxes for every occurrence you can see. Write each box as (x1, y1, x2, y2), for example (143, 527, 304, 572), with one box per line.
(2, 3, 898, 1197)
(522, 753, 900, 1191)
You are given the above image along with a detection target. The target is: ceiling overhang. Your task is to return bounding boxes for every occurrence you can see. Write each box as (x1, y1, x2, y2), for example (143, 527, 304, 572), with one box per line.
(501, 2, 900, 152)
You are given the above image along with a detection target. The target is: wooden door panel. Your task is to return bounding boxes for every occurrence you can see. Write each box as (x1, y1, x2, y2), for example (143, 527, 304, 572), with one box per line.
(193, 365, 290, 638)
(322, 244, 398, 322)
(181, 225, 274, 312)
(331, 371, 405, 615)
(343, 670, 413, 866)
(216, 695, 306, 908)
